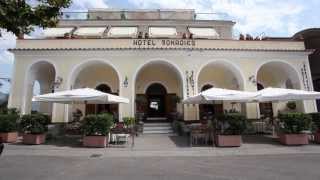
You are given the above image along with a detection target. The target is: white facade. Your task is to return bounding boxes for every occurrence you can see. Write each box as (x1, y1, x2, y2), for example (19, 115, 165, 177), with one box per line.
(7, 9, 318, 123)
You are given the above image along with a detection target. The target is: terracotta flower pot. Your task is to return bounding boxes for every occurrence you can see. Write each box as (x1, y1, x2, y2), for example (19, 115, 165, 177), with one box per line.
(279, 133, 308, 145)
(23, 133, 46, 145)
(215, 135, 242, 147)
(0, 132, 18, 143)
(83, 136, 107, 148)
(314, 132, 320, 144)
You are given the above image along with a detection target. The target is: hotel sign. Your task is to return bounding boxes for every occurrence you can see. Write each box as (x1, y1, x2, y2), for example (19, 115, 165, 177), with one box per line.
(132, 39, 196, 48)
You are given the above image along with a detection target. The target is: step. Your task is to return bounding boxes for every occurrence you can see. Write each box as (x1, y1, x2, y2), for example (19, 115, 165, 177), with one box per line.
(143, 130, 174, 134)
(143, 123, 171, 127)
(143, 126, 173, 131)
(143, 122, 173, 134)
(146, 117, 168, 121)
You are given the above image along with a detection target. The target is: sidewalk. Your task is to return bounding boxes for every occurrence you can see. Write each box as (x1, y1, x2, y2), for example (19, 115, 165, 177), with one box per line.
(2, 134, 320, 158)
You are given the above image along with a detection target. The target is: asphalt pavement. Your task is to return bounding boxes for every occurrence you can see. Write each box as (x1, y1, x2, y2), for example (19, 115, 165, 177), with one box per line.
(1, 154, 320, 180)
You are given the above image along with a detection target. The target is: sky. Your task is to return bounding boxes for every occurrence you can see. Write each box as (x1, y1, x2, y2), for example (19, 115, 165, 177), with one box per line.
(0, 0, 320, 94)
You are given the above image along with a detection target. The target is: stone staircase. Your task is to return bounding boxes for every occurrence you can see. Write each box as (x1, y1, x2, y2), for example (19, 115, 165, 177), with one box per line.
(143, 122, 173, 134)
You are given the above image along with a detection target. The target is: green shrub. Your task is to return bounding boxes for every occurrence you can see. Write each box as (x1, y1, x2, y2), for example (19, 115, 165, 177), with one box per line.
(0, 114, 19, 132)
(81, 113, 114, 136)
(278, 112, 311, 134)
(309, 112, 320, 132)
(20, 113, 50, 134)
(216, 113, 247, 135)
(123, 117, 135, 127)
(0, 107, 19, 115)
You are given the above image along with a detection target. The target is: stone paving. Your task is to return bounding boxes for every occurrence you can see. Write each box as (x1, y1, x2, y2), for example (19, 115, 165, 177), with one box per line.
(2, 134, 320, 158)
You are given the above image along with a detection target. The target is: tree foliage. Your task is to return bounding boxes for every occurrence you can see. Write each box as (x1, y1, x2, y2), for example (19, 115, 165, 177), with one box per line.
(0, 0, 71, 37)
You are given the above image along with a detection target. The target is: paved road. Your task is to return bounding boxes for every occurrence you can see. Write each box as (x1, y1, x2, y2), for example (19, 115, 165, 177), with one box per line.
(1, 154, 320, 180)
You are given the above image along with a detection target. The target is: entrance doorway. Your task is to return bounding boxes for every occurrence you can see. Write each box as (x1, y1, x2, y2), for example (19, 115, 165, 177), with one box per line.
(146, 83, 167, 118)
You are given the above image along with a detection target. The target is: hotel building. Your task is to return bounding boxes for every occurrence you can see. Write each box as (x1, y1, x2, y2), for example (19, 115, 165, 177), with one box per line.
(8, 9, 317, 124)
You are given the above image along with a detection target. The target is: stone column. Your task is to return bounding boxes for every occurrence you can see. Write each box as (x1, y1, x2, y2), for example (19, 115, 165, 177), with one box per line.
(183, 70, 198, 120)
(118, 75, 132, 122)
(301, 59, 318, 113)
(243, 78, 260, 119)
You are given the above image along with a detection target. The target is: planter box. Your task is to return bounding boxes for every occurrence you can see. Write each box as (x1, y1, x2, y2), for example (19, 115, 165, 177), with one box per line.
(279, 133, 308, 145)
(0, 132, 18, 143)
(83, 136, 107, 148)
(215, 135, 242, 147)
(23, 133, 46, 145)
(314, 132, 320, 144)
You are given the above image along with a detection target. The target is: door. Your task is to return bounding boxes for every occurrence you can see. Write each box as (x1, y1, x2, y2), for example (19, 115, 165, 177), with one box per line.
(148, 95, 165, 117)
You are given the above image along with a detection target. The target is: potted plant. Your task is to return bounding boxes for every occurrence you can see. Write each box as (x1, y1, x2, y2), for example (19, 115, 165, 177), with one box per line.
(0, 108, 19, 143)
(123, 117, 135, 129)
(215, 113, 247, 147)
(309, 112, 320, 143)
(81, 113, 114, 148)
(278, 112, 311, 145)
(20, 113, 50, 145)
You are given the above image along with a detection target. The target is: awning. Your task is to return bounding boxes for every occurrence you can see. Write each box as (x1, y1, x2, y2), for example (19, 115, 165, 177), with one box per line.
(73, 27, 107, 37)
(183, 87, 257, 104)
(107, 27, 138, 38)
(43, 27, 74, 38)
(254, 87, 320, 102)
(148, 27, 177, 38)
(32, 88, 129, 104)
(188, 27, 220, 39)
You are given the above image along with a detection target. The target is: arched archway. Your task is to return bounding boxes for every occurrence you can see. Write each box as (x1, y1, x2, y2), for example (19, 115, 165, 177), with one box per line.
(257, 83, 273, 117)
(134, 60, 183, 121)
(256, 61, 304, 114)
(197, 60, 245, 116)
(23, 61, 56, 115)
(69, 60, 120, 121)
(199, 84, 218, 120)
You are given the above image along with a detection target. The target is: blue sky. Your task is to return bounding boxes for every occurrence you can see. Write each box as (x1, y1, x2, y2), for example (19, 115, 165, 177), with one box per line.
(1, 0, 320, 93)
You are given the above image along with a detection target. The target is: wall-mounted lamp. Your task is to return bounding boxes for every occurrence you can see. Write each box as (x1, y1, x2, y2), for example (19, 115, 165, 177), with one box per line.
(248, 75, 257, 85)
(123, 76, 129, 88)
(52, 76, 63, 89)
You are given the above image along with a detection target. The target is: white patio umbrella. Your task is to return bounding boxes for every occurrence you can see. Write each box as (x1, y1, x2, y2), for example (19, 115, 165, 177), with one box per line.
(32, 88, 129, 104)
(183, 87, 257, 104)
(254, 87, 320, 102)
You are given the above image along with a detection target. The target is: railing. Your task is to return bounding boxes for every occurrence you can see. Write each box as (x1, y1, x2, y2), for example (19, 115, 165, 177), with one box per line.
(59, 11, 234, 21)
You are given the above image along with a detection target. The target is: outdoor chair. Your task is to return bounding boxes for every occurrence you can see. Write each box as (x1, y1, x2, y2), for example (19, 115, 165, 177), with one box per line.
(110, 123, 131, 145)
(190, 126, 211, 147)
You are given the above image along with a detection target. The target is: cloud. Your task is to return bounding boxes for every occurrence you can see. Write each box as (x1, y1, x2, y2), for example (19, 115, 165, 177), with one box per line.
(128, 0, 307, 36)
(0, 51, 14, 65)
(0, 30, 16, 50)
(68, 0, 109, 10)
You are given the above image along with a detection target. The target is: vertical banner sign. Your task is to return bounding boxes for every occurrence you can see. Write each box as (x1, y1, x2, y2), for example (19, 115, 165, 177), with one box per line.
(301, 62, 310, 91)
(186, 71, 189, 97)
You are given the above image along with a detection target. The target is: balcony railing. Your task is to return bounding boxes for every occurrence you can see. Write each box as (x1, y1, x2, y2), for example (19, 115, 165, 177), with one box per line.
(59, 11, 233, 21)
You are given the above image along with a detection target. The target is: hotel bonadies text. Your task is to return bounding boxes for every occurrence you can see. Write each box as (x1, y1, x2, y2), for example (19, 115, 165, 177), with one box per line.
(132, 39, 196, 48)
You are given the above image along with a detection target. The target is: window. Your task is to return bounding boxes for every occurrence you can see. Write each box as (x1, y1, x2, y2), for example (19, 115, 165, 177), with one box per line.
(188, 27, 220, 39)
(148, 27, 177, 38)
(107, 27, 138, 38)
